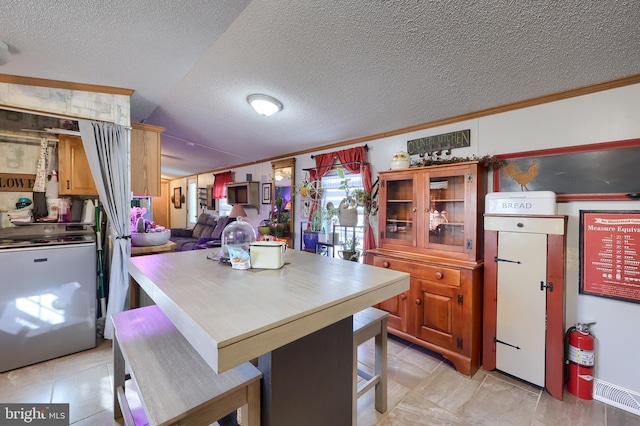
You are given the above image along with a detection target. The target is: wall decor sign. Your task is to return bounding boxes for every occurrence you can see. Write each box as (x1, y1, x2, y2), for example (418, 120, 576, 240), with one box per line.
(494, 138, 640, 201)
(579, 210, 640, 304)
(0, 173, 36, 192)
(173, 187, 182, 209)
(262, 183, 272, 204)
(407, 129, 470, 156)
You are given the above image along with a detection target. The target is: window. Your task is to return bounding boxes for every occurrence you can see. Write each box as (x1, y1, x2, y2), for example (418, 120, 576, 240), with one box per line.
(320, 169, 365, 246)
(187, 178, 197, 227)
(218, 197, 232, 216)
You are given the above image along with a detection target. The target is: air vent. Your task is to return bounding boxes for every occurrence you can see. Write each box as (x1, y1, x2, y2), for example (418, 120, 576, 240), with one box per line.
(593, 378, 640, 416)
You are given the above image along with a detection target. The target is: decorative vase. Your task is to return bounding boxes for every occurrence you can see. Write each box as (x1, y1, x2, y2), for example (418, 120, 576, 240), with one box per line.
(269, 223, 286, 237)
(338, 208, 358, 227)
(303, 231, 320, 250)
(258, 225, 271, 235)
(390, 151, 411, 169)
(131, 230, 171, 247)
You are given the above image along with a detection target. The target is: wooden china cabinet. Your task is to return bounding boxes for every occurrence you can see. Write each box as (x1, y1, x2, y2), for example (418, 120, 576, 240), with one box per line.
(365, 161, 486, 377)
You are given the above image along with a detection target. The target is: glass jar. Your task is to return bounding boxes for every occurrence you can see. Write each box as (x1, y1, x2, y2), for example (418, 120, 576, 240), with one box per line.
(221, 217, 257, 259)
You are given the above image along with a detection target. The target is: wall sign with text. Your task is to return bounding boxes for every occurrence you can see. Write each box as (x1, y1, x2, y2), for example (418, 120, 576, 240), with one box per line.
(579, 210, 640, 304)
(407, 129, 470, 156)
(0, 173, 36, 192)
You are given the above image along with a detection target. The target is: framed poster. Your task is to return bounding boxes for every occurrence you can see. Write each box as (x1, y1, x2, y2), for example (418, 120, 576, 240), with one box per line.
(494, 138, 640, 201)
(173, 187, 182, 209)
(262, 183, 272, 204)
(579, 210, 640, 304)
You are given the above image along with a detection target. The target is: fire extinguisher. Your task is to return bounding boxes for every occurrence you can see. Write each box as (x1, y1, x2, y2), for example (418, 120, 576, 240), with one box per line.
(565, 322, 596, 400)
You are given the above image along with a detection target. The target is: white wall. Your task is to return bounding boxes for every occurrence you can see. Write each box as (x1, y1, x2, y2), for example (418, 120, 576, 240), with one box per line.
(475, 83, 640, 393)
(186, 83, 640, 394)
(361, 83, 640, 393)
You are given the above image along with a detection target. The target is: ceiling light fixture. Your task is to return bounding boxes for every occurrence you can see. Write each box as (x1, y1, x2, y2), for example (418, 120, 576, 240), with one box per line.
(0, 41, 10, 66)
(247, 94, 283, 117)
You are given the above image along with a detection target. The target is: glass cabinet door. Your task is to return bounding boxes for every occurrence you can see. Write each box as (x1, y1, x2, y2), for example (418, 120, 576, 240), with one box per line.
(381, 174, 416, 247)
(425, 170, 467, 250)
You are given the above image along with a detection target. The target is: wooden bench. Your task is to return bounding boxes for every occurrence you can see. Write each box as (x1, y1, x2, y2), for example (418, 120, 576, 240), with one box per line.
(353, 307, 388, 424)
(112, 305, 262, 426)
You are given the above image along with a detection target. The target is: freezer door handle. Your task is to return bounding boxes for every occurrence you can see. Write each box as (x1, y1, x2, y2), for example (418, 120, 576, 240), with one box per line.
(494, 256, 521, 264)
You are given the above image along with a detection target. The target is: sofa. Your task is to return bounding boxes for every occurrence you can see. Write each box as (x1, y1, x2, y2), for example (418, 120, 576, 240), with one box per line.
(169, 213, 235, 251)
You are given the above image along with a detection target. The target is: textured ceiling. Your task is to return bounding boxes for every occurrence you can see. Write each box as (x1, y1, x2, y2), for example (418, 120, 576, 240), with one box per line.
(1, 0, 639, 178)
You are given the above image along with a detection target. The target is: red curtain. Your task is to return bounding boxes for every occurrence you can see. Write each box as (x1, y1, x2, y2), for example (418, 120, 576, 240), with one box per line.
(309, 146, 375, 251)
(212, 171, 233, 199)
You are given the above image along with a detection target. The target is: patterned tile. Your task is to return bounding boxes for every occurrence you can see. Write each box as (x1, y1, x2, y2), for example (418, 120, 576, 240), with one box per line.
(53, 339, 112, 379)
(531, 391, 606, 426)
(0, 358, 56, 399)
(459, 374, 539, 426)
(413, 362, 487, 415)
(2, 330, 632, 426)
(51, 364, 112, 424)
(378, 391, 473, 425)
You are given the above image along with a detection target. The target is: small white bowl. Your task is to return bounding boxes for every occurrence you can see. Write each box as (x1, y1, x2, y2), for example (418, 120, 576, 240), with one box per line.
(131, 230, 171, 247)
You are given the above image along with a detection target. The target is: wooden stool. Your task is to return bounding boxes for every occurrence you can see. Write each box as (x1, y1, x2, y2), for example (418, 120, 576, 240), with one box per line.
(112, 305, 262, 426)
(353, 307, 388, 424)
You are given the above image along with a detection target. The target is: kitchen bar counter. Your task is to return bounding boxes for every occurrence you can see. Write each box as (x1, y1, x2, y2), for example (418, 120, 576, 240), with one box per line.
(128, 249, 409, 426)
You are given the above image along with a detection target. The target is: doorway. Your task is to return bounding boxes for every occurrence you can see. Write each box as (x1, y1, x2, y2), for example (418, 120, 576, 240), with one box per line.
(187, 177, 197, 228)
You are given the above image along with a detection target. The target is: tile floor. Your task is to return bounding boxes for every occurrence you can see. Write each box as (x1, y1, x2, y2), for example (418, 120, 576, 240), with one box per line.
(0, 335, 637, 425)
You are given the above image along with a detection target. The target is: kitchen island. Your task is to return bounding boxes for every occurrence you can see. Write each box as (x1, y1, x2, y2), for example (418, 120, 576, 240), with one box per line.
(128, 248, 409, 426)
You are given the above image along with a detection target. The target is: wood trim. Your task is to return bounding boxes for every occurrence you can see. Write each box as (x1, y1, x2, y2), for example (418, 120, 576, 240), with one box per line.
(482, 229, 498, 371)
(545, 230, 568, 401)
(181, 73, 640, 181)
(131, 122, 165, 132)
(0, 73, 134, 96)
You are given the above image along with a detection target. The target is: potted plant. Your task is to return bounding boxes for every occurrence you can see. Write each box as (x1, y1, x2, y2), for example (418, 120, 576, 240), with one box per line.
(130, 206, 170, 246)
(338, 236, 360, 261)
(302, 206, 331, 250)
(332, 168, 372, 227)
(268, 196, 289, 237)
(258, 219, 272, 236)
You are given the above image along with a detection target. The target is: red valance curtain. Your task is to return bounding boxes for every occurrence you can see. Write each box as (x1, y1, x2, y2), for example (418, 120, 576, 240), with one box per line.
(212, 171, 233, 199)
(309, 146, 375, 251)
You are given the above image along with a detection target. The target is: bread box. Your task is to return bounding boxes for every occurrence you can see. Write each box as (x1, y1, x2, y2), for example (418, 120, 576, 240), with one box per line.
(250, 241, 287, 269)
(485, 191, 557, 215)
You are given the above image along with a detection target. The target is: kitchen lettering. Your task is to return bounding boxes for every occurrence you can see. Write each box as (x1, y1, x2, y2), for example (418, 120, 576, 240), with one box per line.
(0, 173, 36, 192)
(501, 202, 533, 209)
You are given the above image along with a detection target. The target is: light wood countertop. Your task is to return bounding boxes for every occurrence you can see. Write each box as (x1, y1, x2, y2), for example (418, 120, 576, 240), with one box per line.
(128, 249, 409, 374)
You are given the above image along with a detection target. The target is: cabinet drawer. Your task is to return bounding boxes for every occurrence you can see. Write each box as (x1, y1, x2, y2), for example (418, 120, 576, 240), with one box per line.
(371, 256, 460, 286)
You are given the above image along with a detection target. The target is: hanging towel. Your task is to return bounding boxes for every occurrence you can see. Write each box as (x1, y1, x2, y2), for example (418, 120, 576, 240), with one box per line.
(32, 137, 49, 220)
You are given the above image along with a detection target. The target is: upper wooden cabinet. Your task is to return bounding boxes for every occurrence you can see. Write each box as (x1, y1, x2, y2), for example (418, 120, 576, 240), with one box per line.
(226, 181, 260, 210)
(58, 135, 98, 196)
(377, 161, 486, 262)
(131, 123, 164, 197)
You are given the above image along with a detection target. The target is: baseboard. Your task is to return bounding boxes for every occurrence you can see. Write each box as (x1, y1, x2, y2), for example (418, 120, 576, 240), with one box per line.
(593, 378, 640, 416)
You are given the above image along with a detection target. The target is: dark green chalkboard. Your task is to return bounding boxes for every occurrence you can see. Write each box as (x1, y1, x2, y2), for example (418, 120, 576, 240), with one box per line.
(495, 138, 640, 201)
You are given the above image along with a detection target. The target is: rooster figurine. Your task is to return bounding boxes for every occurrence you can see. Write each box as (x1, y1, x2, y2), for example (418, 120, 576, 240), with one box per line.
(503, 160, 539, 191)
